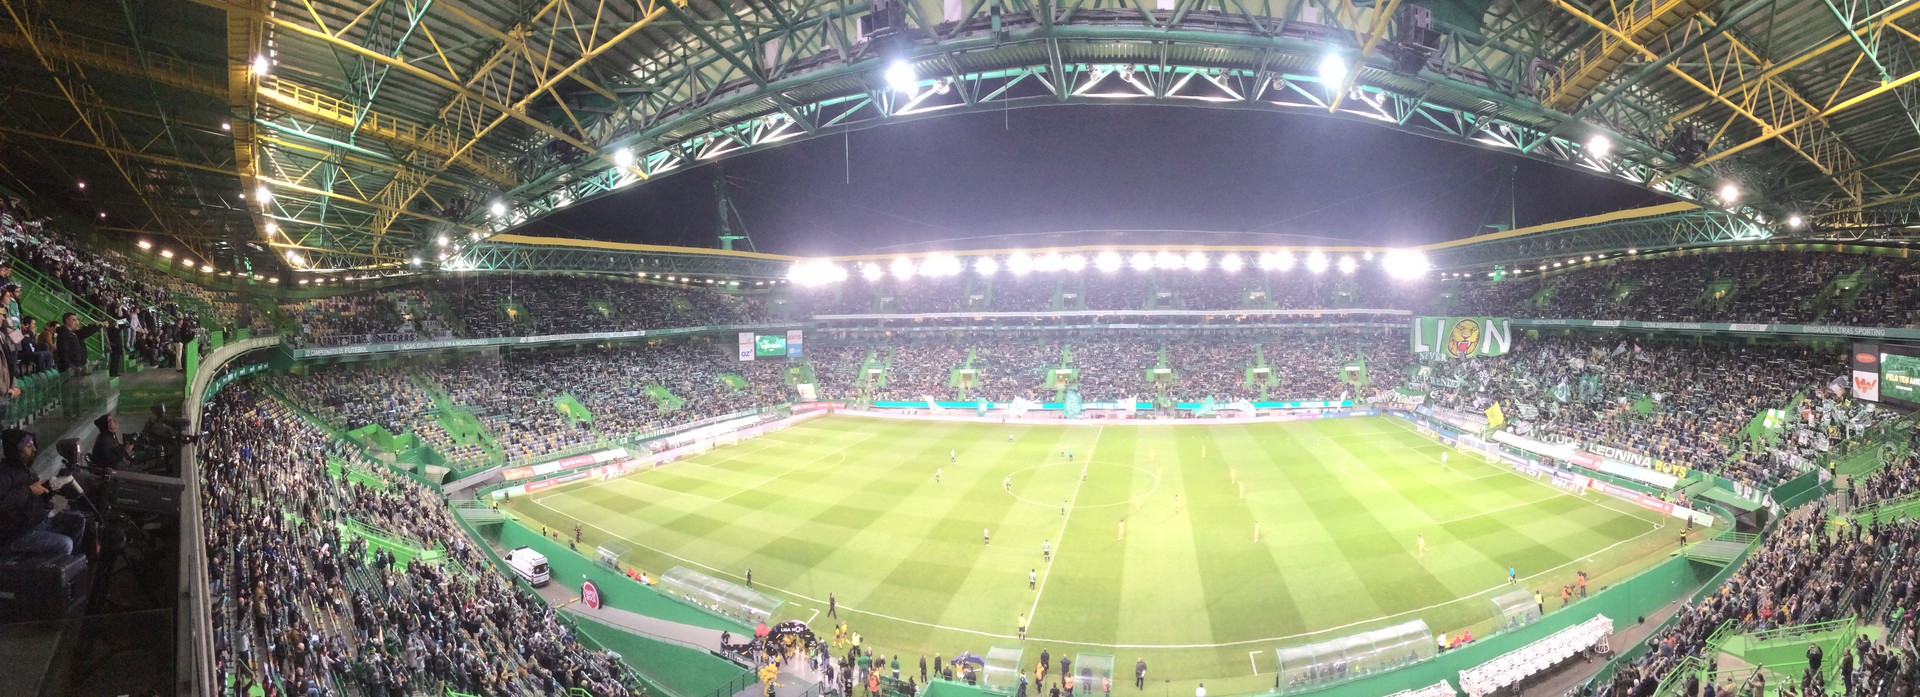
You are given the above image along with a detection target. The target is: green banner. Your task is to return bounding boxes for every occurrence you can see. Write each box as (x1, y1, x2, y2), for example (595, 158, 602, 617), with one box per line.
(1410, 317, 1513, 358)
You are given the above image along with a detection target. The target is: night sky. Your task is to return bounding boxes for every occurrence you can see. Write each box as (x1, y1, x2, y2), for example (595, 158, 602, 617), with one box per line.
(532, 105, 1662, 256)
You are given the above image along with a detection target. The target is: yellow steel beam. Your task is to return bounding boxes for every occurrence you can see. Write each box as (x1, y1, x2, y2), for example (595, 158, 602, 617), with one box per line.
(1547, 0, 1879, 196)
(0, 25, 225, 97)
(189, 0, 605, 159)
(224, 0, 280, 264)
(437, 0, 619, 103)
(1417, 201, 1702, 250)
(257, 175, 489, 235)
(0, 124, 237, 175)
(257, 78, 518, 187)
(1327, 0, 1405, 113)
(362, 1, 668, 254)
(1659, 65, 1920, 183)
(1, 0, 206, 257)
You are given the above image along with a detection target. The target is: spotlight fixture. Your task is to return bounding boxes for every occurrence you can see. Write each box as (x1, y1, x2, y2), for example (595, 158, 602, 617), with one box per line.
(885, 60, 917, 93)
(1587, 134, 1612, 158)
(1318, 54, 1347, 89)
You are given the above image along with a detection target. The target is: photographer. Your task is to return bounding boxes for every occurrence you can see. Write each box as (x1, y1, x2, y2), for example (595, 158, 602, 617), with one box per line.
(89, 414, 130, 470)
(0, 430, 84, 555)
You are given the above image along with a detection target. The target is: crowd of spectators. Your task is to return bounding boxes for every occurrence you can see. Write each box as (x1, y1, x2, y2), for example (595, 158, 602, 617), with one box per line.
(1452, 251, 1920, 327)
(1852, 443, 1920, 508)
(443, 275, 768, 338)
(200, 388, 641, 695)
(805, 331, 1404, 404)
(1422, 337, 1885, 490)
(1596, 503, 1918, 697)
(285, 288, 450, 346)
(273, 340, 794, 468)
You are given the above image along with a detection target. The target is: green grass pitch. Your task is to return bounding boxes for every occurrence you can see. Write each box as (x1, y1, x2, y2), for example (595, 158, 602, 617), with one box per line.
(511, 415, 1678, 692)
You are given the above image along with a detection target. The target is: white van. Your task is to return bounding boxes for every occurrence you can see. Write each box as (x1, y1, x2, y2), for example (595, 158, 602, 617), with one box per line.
(504, 547, 551, 587)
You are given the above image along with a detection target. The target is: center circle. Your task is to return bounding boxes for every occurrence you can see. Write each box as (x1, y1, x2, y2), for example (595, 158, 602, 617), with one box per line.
(1005, 460, 1161, 509)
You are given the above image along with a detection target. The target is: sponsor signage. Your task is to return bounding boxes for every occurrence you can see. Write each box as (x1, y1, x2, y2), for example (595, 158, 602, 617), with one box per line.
(582, 580, 602, 609)
(1410, 317, 1513, 358)
(1854, 343, 1882, 402)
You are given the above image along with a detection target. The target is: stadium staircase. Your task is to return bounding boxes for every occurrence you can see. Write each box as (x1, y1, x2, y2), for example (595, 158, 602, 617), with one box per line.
(1682, 530, 1757, 566)
(1848, 491, 1920, 526)
(411, 373, 507, 463)
(423, 288, 467, 336)
(451, 499, 506, 525)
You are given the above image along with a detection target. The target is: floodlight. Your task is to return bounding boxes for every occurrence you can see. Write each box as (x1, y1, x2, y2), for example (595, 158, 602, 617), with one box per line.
(137, 240, 151, 250)
(1362, 251, 1375, 261)
(201, 264, 214, 273)
(1036, 252, 1064, 273)
(1063, 254, 1087, 272)
(1718, 183, 1739, 203)
(411, 257, 422, 266)
(1095, 251, 1122, 272)
(1788, 214, 1804, 229)
(98, 212, 106, 219)
(885, 60, 917, 93)
(1380, 250, 1430, 279)
(614, 148, 635, 168)
(255, 185, 271, 202)
(1628, 248, 1638, 254)
(285, 250, 303, 265)
(436, 235, 448, 247)
(221, 121, 231, 131)
(1183, 251, 1208, 271)
(1155, 250, 1181, 270)
(252, 55, 270, 75)
(1007, 252, 1034, 275)
(1129, 252, 1155, 271)
(1587, 134, 1612, 158)
(975, 256, 1000, 275)
(490, 200, 508, 216)
(1318, 54, 1347, 88)
(923, 254, 961, 277)
(861, 263, 884, 281)
(77, 181, 86, 190)
(1219, 254, 1243, 272)
(160, 249, 174, 259)
(1305, 251, 1329, 273)
(1336, 256, 1358, 274)
(891, 257, 919, 280)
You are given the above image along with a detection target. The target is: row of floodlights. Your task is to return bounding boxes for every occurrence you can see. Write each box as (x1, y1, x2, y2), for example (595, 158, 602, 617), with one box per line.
(788, 250, 1431, 286)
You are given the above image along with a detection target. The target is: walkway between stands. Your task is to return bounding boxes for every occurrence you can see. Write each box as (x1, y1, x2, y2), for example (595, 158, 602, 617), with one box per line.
(536, 579, 828, 697)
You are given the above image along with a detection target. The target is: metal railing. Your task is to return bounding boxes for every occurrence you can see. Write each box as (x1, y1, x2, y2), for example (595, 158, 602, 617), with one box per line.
(179, 335, 284, 697)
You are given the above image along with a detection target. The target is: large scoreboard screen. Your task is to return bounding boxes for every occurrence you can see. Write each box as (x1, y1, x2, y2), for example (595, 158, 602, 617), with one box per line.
(1879, 346, 1920, 408)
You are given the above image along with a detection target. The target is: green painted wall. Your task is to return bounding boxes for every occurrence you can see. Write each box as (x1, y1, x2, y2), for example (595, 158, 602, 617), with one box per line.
(499, 517, 751, 634)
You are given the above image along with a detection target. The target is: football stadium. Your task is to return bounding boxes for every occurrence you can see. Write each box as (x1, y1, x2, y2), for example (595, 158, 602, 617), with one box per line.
(4, 1, 1920, 697)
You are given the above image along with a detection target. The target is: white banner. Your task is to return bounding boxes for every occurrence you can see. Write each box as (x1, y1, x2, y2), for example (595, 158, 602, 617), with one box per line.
(738, 332, 754, 361)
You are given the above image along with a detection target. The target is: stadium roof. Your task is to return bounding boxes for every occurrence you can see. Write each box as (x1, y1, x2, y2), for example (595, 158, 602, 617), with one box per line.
(2, 0, 1918, 274)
